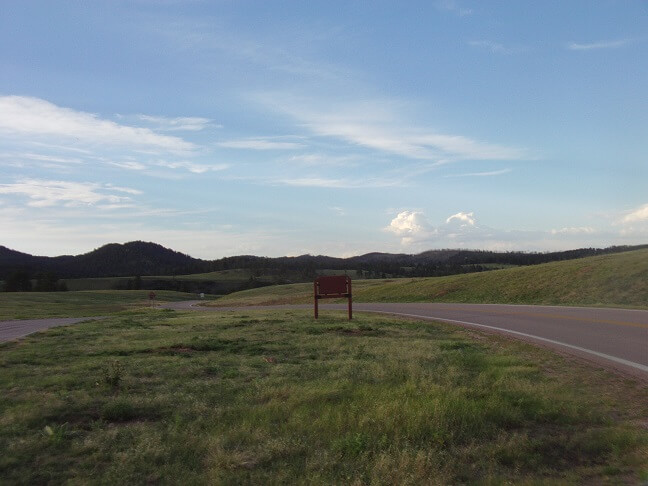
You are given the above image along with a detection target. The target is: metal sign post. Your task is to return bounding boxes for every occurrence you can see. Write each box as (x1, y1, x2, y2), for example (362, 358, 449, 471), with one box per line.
(314, 275, 352, 320)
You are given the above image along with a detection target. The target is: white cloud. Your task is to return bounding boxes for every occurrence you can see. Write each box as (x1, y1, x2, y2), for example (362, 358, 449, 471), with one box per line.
(467, 41, 523, 54)
(276, 176, 400, 189)
(445, 169, 512, 177)
(288, 154, 358, 166)
(154, 160, 229, 173)
(621, 203, 648, 223)
(384, 211, 623, 251)
(217, 139, 305, 150)
(387, 211, 430, 237)
(0, 152, 83, 165)
(550, 227, 594, 235)
(0, 179, 140, 208)
(0, 96, 196, 153)
(437, 0, 473, 16)
(446, 212, 476, 226)
(567, 39, 629, 50)
(108, 160, 148, 171)
(260, 96, 527, 162)
(137, 114, 215, 131)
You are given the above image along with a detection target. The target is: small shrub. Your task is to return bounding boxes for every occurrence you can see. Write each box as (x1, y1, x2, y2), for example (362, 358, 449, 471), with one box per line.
(102, 360, 124, 389)
(41, 423, 69, 446)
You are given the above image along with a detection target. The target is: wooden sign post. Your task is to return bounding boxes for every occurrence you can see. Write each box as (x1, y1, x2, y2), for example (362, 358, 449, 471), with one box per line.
(314, 275, 352, 320)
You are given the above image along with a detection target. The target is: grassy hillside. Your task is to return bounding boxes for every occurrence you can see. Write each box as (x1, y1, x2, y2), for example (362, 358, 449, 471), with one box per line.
(209, 248, 648, 308)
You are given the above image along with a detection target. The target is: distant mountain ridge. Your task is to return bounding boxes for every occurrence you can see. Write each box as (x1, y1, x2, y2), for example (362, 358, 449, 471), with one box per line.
(1, 240, 647, 280)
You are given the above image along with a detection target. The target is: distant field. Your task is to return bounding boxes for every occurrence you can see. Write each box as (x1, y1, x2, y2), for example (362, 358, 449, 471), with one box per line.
(1, 309, 645, 483)
(0, 291, 209, 320)
(209, 249, 648, 308)
(61, 269, 364, 292)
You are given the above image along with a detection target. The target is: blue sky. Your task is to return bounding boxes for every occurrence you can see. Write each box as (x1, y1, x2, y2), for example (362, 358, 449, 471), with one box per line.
(1, 0, 647, 258)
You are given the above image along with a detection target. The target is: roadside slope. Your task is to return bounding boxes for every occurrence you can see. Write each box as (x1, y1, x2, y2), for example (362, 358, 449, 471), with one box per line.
(208, 248, 648, 308)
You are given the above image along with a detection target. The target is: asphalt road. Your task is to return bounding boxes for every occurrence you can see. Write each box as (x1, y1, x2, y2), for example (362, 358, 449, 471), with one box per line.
(166, 301, 648, 379)
(0, 317, 103, 343)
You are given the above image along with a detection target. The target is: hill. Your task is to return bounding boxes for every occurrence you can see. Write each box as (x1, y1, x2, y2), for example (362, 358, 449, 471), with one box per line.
(0, 241, 205, 279)
(1, 241, 646, 291)
(209, 248, 648, 308)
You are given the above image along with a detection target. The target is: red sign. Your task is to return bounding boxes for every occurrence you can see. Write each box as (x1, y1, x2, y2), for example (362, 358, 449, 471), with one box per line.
(148, 291, 156, 300)
(314, 275, 352, 320)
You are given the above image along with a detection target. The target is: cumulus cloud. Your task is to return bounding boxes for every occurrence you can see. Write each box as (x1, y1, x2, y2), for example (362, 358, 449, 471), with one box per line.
(387, 211, 430, 236)
(446, 211, 476, 226)
(384, 210, 619, 251)
(0, 96, 196, 153)
(0, 179, 139, 208)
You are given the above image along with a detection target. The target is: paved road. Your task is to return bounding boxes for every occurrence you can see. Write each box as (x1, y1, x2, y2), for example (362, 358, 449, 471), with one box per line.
(0, 317, 103, 343)
(165, 301, 648, 379)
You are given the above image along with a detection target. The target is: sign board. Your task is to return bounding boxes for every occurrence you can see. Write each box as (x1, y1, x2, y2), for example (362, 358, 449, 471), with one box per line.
(314, 275, 352, 320)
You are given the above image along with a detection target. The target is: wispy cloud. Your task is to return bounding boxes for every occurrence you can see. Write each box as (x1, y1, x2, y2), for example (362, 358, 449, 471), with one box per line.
(0, 178, 140, 208)
(467, 40, 524, 55)
(259, 95, 527, 163)
(276, 176, 401, 189)
(445, 168, 512, 177)
(154, 160, 229, 173)
(0, 152, 83, 165)
(217, 138, 305, 150)
(137, 114, 217, 131)
(0, 96, 196, 153)
(436, 0, 473, 16)
(567, 39, 629, 50)
(550, 226, 594, 235)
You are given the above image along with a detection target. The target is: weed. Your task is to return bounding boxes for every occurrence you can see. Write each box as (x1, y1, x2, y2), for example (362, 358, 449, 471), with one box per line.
(102, 360, 124, 389)
(41, 423, 69, 446)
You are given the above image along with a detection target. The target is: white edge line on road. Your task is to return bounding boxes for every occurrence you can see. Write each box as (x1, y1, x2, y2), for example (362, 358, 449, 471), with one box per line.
(363, 310, 648, 373)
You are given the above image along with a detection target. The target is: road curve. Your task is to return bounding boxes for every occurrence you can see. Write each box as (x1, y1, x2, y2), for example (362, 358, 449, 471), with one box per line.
(0, 317, 103, 343)
(165, 301, 648, 379)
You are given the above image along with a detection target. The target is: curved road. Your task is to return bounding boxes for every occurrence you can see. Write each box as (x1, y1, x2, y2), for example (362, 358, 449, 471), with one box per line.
(2, 302, 646, 379)
(167, 301, 648, 379)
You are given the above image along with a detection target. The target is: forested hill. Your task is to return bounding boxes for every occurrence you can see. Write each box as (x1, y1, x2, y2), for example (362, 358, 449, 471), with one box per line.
(0, 241, 205, 279)
(0, 241, 646, 280)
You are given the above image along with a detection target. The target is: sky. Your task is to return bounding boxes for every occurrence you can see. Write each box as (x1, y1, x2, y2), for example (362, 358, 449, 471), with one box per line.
(1, 0, 647, 259)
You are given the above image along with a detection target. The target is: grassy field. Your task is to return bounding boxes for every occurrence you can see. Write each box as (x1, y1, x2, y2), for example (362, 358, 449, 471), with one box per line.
(0, 290, 208, 320)
(61, 269, 366, 291)
(209, 249, 648, 309)
(61, 270, 275, 291)
(0, 309, 645, 484)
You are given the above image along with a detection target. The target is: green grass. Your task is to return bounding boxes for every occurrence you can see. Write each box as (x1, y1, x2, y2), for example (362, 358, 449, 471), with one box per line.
(0, 290, 209, 320)
(0, 309, 645, 484)
(61, 269, 274, 291)
(209, 249, 648, 308)
(62, 269, 365, 291)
